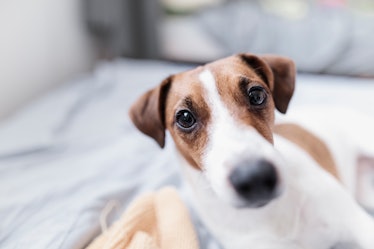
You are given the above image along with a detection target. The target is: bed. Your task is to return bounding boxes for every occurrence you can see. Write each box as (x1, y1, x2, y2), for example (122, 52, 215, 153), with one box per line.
(1, 58, 374, 249)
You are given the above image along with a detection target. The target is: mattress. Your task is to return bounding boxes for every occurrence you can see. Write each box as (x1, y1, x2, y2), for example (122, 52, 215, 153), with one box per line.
(0, 58, 373, 249)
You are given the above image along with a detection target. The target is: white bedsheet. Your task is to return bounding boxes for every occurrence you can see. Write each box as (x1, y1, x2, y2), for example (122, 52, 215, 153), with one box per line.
(0, 58, 373, 249)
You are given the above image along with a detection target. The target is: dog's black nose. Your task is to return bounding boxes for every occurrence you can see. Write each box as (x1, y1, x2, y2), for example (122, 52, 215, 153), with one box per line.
(229, 159, 278, 207)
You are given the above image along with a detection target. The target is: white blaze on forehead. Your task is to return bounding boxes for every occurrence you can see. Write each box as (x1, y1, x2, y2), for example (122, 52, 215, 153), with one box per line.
(198, 69, 258, 158)
(198, 69, 283, 206)
(199, 69, 235, 201)
(198, 69, 231, 122)
(198, 69, 239, 143)
(198, 69, 259, 153)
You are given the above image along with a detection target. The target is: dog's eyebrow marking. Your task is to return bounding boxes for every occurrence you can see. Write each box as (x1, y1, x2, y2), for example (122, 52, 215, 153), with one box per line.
(178, 97, 198, 117)
(182, 97, 194, 109)
(239, 76, 250, 94)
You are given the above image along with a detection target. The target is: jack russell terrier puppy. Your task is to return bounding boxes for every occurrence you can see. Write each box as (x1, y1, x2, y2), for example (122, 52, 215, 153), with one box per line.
(129, 54, 374, 249)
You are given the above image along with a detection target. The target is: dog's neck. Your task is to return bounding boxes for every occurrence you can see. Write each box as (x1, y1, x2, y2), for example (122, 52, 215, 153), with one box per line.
(178, 134, 374, 249)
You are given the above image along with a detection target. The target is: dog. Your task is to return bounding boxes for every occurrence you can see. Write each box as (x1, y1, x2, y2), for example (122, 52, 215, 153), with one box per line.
(129, 54, 374, 249)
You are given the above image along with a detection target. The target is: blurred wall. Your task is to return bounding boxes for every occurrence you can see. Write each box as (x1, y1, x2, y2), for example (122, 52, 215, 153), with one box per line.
(0, 0, 97, 120)
(85, 0, 161, 59)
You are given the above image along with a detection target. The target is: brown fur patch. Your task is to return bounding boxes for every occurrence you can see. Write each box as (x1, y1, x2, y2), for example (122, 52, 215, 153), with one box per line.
(274, 123, 340, 180)
(164, 68, 210, 170)
(207, 57, 275, 143)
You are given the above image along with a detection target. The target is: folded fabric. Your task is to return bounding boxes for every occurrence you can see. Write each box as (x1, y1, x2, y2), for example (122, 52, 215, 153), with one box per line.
(86, 187, 199, 249)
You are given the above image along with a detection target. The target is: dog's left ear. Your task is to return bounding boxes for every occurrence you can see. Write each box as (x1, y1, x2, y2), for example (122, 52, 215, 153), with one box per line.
(129, 77, 172, 148)
(240, 54, 296, 114)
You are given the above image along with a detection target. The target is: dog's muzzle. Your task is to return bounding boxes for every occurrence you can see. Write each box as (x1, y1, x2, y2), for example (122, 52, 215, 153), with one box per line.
(229, 159, 279, 208)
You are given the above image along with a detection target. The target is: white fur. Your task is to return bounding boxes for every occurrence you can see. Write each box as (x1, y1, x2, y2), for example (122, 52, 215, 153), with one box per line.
(178, 70, 374, 249)
(280, 106, 374, 200)
(183, 136, 374, 249)
(198, 70, 284, 207)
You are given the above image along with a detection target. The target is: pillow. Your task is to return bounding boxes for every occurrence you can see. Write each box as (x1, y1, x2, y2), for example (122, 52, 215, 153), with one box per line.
(198, 1, 374, 77)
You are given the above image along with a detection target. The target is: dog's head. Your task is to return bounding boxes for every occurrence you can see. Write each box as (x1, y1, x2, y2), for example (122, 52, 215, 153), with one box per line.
(130, 54, 295, 208)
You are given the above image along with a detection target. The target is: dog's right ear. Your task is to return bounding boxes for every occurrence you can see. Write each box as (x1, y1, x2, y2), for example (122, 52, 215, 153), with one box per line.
(129, 76, 172, 148)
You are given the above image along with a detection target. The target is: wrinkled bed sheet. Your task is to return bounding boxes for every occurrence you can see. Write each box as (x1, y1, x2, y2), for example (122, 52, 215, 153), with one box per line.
(0, 59, 374, 249)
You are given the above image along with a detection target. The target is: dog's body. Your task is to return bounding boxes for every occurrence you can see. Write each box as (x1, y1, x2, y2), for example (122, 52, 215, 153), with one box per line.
(130, 54, 374, 249)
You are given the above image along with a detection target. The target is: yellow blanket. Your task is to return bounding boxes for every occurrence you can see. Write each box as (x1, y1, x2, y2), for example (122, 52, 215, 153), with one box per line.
(86, 187, 199, 249)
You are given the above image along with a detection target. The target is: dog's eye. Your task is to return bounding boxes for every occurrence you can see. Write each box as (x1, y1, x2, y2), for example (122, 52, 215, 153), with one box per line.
(248, 87, 267, 106)
(176, 110, 196, 130)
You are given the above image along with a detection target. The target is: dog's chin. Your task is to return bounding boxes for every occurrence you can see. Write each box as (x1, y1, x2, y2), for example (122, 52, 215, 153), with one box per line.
(231, 197, 275, 209)
(227, 190, 282, 209)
